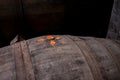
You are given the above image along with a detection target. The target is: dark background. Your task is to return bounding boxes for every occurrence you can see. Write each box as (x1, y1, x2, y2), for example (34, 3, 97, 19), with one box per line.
(0, 0, 114, 47)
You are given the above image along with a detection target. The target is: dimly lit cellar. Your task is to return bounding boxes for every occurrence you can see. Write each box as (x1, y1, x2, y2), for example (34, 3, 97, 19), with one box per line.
(0, 0, 120, 80)
(0, 0, 114, 47)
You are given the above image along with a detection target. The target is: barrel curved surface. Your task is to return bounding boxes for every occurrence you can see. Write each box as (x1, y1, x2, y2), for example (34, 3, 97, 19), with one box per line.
(0, 35, 120, 80)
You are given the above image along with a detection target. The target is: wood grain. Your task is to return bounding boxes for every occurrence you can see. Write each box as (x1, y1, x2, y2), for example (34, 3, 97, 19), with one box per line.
(0, 35, 120, 80)
(21, 41, 35, 80)
(12, 43, 26, 80)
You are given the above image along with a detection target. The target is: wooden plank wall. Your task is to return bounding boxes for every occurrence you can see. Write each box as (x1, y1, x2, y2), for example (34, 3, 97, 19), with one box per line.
(0, 0, 65, 36)
(0, 0, 65, 47)
(22, 0, 65, 34)
(0, 0, 17, 39)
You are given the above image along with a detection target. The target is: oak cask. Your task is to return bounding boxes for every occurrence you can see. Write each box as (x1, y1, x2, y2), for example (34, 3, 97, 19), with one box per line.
(0, 35, 120, 80)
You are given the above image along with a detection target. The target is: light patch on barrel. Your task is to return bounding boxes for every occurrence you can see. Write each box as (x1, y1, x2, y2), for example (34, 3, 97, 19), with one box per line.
(37, 39, 45, 43)
(55, 37, 61, 40)
(50, 40, 56, 46)
(37, 35, 61, 46)
(47, 35, 54, 40)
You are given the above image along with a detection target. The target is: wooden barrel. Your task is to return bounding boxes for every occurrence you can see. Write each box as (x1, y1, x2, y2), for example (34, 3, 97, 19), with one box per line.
(0, 35, 120, 80)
